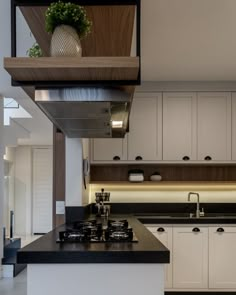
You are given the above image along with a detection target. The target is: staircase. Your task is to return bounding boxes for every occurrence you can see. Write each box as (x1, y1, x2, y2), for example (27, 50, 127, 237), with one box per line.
(3, 98, 31, 148)
(1, 238, 26, 277)
(3, 118, 30, 148)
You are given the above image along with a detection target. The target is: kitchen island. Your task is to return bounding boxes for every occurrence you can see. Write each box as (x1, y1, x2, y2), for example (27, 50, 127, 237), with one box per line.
(18, 216, 169, 295)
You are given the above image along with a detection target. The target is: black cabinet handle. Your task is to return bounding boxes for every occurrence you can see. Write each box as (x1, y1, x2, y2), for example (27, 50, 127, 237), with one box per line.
(157, 227, 165, 232)
(135, 156, 143, 161)
(113, 156, 120, 161)
(182, 156, 190, 161)
(204, 156, 212, 161)
(217, 227, 224, 233)
(192, 227, 200, 232)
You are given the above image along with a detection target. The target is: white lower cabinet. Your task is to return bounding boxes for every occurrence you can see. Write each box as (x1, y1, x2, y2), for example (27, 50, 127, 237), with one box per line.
(172, 226, 208, 289)
(146, 224, 236, 291)
(209, 226, 236, 289)
(146, 226, 173, 289)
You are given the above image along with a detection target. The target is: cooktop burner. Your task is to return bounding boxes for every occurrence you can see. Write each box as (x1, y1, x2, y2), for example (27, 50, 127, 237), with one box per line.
(57, 219, 138, 243)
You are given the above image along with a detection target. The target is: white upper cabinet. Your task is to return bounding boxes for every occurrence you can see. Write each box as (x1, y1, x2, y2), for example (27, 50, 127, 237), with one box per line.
(127, 93, 162, 161)
(231, 93, 236, 160)
(197, 92, 231, 161)
(209, 226, 236, 289)
(173, 227, 208, 289)
(92, 136, 127, 161)
(163, 92, 197, 161)
(91, 91, 233, 163)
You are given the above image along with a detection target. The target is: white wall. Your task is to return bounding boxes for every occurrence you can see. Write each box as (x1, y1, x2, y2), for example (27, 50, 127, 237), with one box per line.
(14, 146, 32, 236)
(0, 97, 4, 277)
(65, 138, 83, 206)
(3, 147, 15, 237)
(65, 138, 91, 207)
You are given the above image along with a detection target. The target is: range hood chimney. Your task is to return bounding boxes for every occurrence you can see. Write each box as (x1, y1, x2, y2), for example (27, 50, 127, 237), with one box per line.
(35, 87, 133, 138)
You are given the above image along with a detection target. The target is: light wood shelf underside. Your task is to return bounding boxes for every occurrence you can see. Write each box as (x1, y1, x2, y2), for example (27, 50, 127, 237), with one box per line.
(4, 57, 139, 82)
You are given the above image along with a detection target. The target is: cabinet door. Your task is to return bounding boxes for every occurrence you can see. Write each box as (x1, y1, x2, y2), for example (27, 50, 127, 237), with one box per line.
(146, 226, 173, 289)
(127, 93, 162, 161)
(209, 226, 236, 289)
(173, 227, 208, 289)
(92, 136, 127, 161)
(197, 92, 231, 161)
(231, 94, 236, 160)
(163, 93, 197, 161)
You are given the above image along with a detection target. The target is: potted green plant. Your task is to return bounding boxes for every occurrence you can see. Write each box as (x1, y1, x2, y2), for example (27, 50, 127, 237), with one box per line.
(45, 1, 92, 57)
(27, 43, 43, 58)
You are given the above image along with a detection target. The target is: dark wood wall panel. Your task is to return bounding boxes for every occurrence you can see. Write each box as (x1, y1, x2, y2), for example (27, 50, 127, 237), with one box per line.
(90, 164, 236, 182)
(53, 127, 65, 228)
(20, 5, 135, 57)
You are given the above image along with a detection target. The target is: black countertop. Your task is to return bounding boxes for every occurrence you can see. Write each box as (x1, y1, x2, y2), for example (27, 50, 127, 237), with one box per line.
(17, 215, 169, 264)
(137, 213, 236, 224)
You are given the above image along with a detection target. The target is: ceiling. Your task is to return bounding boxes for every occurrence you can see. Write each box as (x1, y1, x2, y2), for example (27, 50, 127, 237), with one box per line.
(2, 0, 236, 145)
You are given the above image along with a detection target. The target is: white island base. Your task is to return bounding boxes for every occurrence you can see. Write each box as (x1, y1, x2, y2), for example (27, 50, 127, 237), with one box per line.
(27, 264, 164, 295)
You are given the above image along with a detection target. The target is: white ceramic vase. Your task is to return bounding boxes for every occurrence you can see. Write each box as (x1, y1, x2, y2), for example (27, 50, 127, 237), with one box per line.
(50, 25, 82, 57)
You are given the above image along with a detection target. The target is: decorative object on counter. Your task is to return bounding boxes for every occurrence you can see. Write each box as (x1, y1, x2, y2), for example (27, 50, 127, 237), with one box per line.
(95, 188, 110, 217)
(199, 207, 205, 217)
(27, 42, 43, 57)
(128, 169, 144, 182)
(45, 1, 92, 57)
(150, 171, 162, 181)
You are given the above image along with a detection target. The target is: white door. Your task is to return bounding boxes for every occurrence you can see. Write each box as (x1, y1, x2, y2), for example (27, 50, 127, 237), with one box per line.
(173, 227, 208, 289)
(209, 226, 236, 289)
(146, 226, 173, 289)
(197, 92, 231, 161)
(231, 93, 236, 160)
(163, 92, 197, 161)
(128, 93, 162, 161)
(33, 148, 53, 234)
(92, 136, 127, 161)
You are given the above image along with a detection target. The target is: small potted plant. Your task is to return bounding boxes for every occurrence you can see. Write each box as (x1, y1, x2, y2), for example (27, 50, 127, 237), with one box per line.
(45, 1, 92, 57)
(27, 43, 43, 58)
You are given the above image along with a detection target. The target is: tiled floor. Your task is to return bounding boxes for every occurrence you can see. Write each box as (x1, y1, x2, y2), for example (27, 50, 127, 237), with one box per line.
(0, 234, 43, 294)
(0, 268, 27, 295)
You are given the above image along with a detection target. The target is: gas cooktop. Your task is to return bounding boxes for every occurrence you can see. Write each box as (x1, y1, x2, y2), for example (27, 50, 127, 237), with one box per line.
(57, 219, 138, 243)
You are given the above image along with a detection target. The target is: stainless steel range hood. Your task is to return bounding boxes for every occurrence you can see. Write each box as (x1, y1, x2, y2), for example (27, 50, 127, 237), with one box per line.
(35, 87, 133, 138)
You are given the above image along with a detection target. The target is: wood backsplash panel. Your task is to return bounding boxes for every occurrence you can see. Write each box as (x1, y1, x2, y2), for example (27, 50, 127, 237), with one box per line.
(20, 5, 135, 57)
(82, 6, 135, 57)
(53, 127, 65, 228)
(90, 164, 236, 181)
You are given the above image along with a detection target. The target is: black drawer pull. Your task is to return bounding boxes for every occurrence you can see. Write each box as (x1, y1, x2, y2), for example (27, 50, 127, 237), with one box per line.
(182, 156, 190, 161)
(204, 156, 212, 161)
(157, 227, 165, 232)
(217, 227, 224, 233)
(135, 156, 143, 161)
(192, 227, 200, 232)
(113, 156, 120, 161)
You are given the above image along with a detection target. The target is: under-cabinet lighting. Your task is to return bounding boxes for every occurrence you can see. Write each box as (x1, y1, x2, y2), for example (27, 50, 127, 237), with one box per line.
(111, 121, 123, 128)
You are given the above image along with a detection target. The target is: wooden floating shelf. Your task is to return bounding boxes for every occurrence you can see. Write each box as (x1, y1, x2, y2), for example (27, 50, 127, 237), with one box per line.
(4, 56, 139, 82)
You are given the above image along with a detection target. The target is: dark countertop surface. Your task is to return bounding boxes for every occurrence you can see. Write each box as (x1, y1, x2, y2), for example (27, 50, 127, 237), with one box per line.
(136, 213, 236, 224)
(17, 215, 169, 264)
